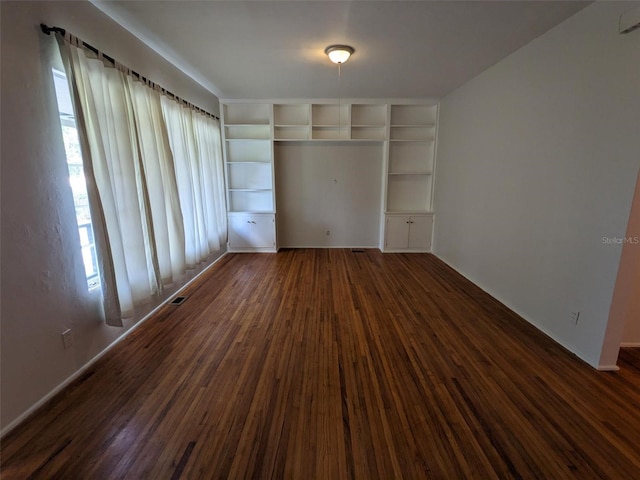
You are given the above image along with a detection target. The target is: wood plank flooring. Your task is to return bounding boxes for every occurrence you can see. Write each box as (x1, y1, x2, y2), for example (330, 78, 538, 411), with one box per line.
(2, 249, 640, 479)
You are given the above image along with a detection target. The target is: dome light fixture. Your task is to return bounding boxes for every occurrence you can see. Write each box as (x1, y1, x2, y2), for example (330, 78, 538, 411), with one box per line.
(324, 45, 355, 64)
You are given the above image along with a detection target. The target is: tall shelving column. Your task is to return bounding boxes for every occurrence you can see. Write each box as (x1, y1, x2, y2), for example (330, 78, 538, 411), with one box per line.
(222, 103, 277, 252)
(383, 104, 438, 252)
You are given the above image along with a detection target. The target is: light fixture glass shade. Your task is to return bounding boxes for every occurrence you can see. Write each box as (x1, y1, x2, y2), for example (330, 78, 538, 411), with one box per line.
(325, 45, 354, 64)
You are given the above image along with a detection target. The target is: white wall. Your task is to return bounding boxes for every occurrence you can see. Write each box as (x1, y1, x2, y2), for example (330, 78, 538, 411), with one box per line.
(0, 1, 221, 432)
(275, 143, 383, 247)
(433, 1, 640, 368)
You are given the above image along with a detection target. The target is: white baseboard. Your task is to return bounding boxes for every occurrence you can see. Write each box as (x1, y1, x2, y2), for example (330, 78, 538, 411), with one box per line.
(620, 342, 640, 348)
(597, 365, 621, 371)
(1, 252, 227, 439)
(276, 245, 378, 249)
(227, 247, 277, 253)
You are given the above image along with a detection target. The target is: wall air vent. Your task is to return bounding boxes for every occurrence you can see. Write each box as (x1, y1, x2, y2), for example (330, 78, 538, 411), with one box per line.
(619, 5, 640, 34)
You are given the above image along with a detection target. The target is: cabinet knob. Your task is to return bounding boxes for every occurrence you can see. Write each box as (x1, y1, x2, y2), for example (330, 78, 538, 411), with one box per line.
(406, 221, 410, 224)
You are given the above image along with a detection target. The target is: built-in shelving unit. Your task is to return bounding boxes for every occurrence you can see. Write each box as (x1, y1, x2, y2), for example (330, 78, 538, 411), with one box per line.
(382, 104, 437, 252)
(222, 103, 276, 252)
(220, 100, 438, 252)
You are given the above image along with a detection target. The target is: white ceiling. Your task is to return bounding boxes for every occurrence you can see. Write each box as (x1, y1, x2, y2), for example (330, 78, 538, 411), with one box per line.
(93, 1, 590, 100)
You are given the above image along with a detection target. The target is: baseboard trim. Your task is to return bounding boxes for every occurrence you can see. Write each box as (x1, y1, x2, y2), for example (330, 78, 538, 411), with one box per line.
(227, 247, 277, 253)
(620, 342, 640, 348)
(0, 252, 227, 439)
(597, 365, 621, 371)
(277, 245, 380, 249)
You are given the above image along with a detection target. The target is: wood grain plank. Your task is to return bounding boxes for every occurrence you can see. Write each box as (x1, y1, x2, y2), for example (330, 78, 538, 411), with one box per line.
(2, 249, 640, 479)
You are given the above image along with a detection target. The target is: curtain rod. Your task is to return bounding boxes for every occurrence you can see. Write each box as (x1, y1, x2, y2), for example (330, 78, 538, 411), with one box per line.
(40, 24, 219, 120)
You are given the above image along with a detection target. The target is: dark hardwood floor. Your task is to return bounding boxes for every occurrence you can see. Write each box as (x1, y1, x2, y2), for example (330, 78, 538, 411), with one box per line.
(2, 249, 640, 479)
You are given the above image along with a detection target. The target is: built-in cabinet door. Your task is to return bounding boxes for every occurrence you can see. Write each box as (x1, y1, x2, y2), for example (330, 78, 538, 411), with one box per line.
(228, 215, 252, 248)
(385, 216, 411, 249)
(228, 214, 276, 250)
(250, 215, 276, 248)
(408, 215, 433, 250)
(384, 214, 433, 252)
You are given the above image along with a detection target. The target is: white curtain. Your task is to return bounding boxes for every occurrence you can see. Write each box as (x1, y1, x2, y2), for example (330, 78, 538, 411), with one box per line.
(57, 33, 226, 325)
(161, 100, 227, 268)
(195, 114, 227, 251)
(127, 78, 186, 285)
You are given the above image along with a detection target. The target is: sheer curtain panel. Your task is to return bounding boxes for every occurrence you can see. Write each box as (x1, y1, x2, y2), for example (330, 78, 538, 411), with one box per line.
(56, 32, 225, 325)
(161, 100, 226, 268)
(127, 78, 186, 285)
(58, 36, 153, 324)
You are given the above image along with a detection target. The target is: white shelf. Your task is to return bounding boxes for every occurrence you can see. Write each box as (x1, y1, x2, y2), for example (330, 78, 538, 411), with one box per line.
(228, 210, 275, 214)
(227, 162, 272, 190)
(351, 126, 386, 140)
(390, 105, 437, 126)
(311, 104, 349, 127)
(311, 126, 349, 140)
(274, 125, 310, 140)
(351, 104, 387, 126)
(220, 101, 438, 251)
(228, 188, 273, 192)
(389, 139, 435, 142)
(390, 126, 434, 141)
(226, 161, 269, 164)
(224, 103, 270, 125)
(274, 104, 309, 126)
(225, 125, 270, 140)
(386, 175, 433, 212)
(385, 210, 434, 214)
(228, 190, 274, 212)
(390, 123, 436, 128)
(225, 141, 271, 163)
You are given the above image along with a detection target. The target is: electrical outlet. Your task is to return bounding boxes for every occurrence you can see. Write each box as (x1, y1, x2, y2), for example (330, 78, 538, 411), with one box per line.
(326, 230, 331, 236)
(61, 329, 73, 349)
(570, 311, 581, 325)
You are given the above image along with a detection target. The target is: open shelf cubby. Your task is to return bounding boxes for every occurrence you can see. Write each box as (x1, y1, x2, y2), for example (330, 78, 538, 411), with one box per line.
(274, 104, 310, 126)
(224, 103, 270, 125)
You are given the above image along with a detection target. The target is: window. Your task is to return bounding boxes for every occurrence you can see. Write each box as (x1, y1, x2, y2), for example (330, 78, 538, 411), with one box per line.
(52, 69, 100, 291)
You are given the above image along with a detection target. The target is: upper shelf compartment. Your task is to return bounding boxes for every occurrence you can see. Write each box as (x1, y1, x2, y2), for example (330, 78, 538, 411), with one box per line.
(311, 104, 350, 140)
(274, 104, 310, 140)
(390, 105, 437, 127)
(351, 104, 387, 126)
(389, 104, 437, 141)
(224, 103, 270, 125)
(274, 104, 310, 126)
(350, 104, 387, 140)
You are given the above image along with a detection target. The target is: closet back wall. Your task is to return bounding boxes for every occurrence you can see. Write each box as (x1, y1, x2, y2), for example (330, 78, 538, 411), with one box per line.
(275, 143, 383, 248)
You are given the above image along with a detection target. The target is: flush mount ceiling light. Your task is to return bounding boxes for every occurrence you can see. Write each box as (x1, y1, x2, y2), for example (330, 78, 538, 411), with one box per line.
(325, 45, 355, 64)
